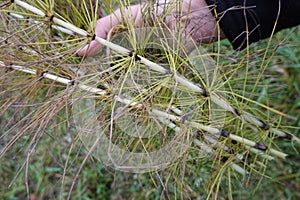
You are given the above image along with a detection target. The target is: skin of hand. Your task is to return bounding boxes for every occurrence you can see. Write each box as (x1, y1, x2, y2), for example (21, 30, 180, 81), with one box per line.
(77, 0, 225, 56)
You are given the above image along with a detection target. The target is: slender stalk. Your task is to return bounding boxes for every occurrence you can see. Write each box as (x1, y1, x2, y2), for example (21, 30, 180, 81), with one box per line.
(188, 122, 288, 159)
(245, 146, 274, 160)
(0, 61, 106, 95)
(203, 135, 274, 161)
(8, 12, 75, 35)
(14, 0, 45, 16)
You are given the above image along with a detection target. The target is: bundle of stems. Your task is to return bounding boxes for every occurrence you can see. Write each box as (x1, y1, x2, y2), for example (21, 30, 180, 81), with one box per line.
(1, 0, 299, 198)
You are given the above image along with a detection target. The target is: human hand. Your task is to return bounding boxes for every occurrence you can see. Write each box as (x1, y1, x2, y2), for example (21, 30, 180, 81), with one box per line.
(77, 0, 225, 56)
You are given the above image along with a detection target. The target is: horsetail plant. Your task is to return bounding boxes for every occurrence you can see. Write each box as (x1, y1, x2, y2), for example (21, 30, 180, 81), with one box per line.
(0, 0, 299, 199)
(8, 0, 300, 141)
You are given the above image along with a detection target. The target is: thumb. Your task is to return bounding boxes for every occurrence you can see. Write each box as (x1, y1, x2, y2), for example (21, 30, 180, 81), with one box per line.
(77, 14, 121, 56)
(77, 5, 144, 57)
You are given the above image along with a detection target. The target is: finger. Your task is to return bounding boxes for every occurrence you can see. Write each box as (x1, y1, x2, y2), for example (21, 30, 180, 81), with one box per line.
(77, 12, 123, 56)
(78, 5, 145, 57)
(77, 40, 103, 56)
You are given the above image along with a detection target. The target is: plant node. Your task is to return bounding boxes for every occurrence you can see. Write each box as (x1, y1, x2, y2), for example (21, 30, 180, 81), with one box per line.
(69, 80, 75, 86)
(36, 69, 48, 78)
(220, 130, 230, 138)
(220, 156, 228, 163)
(254, 143, 267, 151)
(202, 89, 208, 97)
(233, 108, 241, 116)
(128, 50, 141, 61)
(261, 122, 270, 130)
(282, 132, 293, 140)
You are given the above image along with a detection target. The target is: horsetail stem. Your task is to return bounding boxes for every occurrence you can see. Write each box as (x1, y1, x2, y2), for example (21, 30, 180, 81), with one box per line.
(8, 12, 75, 35)
(0, 61, 107, 95)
